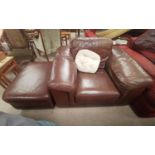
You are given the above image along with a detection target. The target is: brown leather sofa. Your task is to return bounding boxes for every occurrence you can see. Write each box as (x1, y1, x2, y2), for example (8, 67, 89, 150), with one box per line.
(2, 37, 153, 109)
(48, 38, 153, 107)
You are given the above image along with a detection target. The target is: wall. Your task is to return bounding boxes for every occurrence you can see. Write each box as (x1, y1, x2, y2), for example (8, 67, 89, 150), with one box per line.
(40, 29, 60, 54)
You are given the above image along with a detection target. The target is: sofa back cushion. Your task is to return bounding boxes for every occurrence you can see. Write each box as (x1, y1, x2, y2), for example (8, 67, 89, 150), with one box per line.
(70, 37, 113, 68)
(134, 29, 155, 52)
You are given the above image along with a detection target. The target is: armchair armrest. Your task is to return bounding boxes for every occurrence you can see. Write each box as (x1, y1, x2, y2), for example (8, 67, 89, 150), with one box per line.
(48, 53, 77, 107)
(55, 46, 72, 58)
(107, 46, 153, 103)
(48, 56, 77, 92)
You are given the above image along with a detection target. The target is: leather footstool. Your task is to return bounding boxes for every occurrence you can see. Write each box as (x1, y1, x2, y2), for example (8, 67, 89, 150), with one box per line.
(3, 62, 54, 109)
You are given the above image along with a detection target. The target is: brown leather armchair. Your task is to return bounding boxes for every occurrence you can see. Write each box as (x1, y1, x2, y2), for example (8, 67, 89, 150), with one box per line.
(48, 38, 153, 107)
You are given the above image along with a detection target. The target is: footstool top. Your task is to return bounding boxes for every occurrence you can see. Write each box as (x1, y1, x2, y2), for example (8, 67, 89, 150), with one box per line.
(3, 62, 54, 108)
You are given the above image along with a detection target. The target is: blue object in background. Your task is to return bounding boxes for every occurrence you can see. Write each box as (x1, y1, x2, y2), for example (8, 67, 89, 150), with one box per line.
(0, 111, 57, 126)
(37, 120, 57, 126)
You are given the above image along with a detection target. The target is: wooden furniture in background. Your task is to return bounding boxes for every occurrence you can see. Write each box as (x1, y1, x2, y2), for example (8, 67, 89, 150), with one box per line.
(23, 29, 49, 61)
(60, 31, 71, 46)
(0, 54, 20, 88)
(60, 29, 81, 46)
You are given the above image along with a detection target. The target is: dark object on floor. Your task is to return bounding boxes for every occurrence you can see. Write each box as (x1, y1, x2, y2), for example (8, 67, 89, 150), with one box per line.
(0, 111, 56, 126)
(130, 93, 155, 118)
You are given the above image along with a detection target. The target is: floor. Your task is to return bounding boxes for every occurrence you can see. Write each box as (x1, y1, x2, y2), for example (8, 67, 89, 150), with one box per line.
(1, 86, 155, 125)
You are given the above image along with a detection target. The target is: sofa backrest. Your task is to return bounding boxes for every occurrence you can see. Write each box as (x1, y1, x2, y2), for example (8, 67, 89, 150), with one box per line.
(70, 37, 113, 68)
(133, 29, 155, 52)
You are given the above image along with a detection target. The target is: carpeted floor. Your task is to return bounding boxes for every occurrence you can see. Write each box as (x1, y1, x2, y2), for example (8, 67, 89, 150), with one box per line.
(1, 86, 155, 125)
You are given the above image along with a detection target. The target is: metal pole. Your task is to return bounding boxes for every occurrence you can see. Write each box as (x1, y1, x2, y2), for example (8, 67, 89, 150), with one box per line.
(39, 30, 49, 62)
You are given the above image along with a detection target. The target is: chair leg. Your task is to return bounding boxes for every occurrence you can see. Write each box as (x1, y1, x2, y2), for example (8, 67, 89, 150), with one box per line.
(0, 77, 9, 88)
(0, 80, 8, 89)
(1, 75, 11, 85)
(12, 60, 21, 75)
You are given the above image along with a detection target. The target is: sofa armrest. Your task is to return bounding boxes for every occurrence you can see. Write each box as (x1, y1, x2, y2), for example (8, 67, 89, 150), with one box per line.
(55, 46, 72, 58)
(48, 56, 77, 92)
(107, 46, 153, 103)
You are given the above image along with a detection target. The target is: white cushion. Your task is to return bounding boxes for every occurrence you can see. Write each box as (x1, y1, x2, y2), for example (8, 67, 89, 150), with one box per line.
(75, 49, 101, 73)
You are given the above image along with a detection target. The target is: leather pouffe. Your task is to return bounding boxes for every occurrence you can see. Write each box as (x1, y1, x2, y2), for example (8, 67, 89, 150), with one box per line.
(3, 62, 54, 109)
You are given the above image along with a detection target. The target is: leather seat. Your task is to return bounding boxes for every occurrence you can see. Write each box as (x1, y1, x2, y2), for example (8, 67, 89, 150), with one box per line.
(75, 70, 120, 106)
(3, 62, 54, 109)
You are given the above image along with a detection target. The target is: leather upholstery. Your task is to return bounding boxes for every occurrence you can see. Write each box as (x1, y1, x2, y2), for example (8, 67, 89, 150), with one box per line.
(139, 50, 155, 64)
(118, 45, 155, 78)
(48, 52, 77, 107)
(55, 46, 72, 58)
(75, 70, 120, 106)
(3, 37, 153, 109)
(109, 47, 153, 90)
(128, 30, 155, 64)
(133, 29, 155, 52)
(108, 46, 153, 103)
(118, 45, 155, 116)
(70, 37, 113, 68)
(49, 37, 153, 107)
(3, 62, 54, 109)
(48, 56, 77, 92)
(147, 81, 155, 106)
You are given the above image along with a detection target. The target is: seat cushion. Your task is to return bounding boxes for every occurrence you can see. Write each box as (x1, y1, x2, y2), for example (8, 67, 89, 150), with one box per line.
(3, 62, 54, 109)
(75, 70, 120, 106)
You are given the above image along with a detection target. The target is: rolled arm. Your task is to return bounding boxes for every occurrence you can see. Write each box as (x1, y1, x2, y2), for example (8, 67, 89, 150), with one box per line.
(107, 46, 153, 103)
(48, 55, 77, 92)
(55, 46, 72, 58)
(48, 47, 77, 107)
